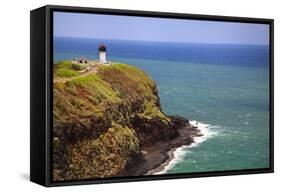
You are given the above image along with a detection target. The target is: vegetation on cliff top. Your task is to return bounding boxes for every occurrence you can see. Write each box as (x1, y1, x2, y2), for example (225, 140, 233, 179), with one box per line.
(54, 60, 87, 78)
(53, 61, 178, 181)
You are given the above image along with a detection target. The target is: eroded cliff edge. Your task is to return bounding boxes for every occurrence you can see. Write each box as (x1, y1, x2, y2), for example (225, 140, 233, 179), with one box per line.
(53, 61, 201, 181)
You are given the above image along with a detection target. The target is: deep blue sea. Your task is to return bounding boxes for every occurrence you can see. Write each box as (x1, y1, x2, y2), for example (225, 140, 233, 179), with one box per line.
(54, 37, 270, 173)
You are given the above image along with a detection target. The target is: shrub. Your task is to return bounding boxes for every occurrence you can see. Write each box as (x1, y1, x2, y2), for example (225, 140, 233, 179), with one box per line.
(71, 63, 86, 71)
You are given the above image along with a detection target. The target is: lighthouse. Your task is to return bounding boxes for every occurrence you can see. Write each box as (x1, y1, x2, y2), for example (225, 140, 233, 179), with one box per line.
(99, 43, 107, 64)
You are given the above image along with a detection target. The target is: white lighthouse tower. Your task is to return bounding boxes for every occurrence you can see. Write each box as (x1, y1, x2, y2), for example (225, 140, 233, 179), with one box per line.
(99, 43, 107, 64)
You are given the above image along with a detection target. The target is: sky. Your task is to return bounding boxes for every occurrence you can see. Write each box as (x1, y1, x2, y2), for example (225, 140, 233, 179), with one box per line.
(54, 11, 269, 45)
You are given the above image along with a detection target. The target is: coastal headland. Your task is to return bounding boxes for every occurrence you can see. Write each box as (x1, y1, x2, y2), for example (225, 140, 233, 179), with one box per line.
(52, 60, 202, 181)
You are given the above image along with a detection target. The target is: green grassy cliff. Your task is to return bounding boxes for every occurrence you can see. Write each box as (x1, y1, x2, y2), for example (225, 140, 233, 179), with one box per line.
(53, 62, 179, 181)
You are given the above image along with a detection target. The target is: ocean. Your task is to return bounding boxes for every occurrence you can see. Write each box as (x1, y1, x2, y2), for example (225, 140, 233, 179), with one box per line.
(54, 37, 270, 173)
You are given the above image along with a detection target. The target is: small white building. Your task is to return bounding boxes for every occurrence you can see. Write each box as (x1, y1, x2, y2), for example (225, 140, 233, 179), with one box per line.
(99, 43, 107, 64)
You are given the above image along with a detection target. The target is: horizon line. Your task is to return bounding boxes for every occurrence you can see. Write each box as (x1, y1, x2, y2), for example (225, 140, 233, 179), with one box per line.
(54, 35, 269, 46)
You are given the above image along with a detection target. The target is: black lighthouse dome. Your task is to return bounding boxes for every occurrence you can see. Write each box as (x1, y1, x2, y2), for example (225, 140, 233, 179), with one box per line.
(99, 43, 106, 52)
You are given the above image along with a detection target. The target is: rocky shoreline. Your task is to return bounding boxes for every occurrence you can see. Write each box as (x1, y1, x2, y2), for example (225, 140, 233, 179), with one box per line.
(119, 116, 203, 176)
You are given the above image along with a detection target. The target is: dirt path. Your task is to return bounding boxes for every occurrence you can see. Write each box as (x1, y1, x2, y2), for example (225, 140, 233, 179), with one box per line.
(54, 67, 98, 83)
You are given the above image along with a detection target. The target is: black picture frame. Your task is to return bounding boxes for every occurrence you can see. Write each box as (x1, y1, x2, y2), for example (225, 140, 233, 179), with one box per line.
(30, 4, 274, 187)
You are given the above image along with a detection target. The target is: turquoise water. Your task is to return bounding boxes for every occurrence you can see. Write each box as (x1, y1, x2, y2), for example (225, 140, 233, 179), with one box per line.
(54, 37, 270, 173)
(111, 57, 270, 173)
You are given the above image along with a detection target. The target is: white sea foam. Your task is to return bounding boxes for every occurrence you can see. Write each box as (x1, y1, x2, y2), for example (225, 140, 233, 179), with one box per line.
(154, 120, 218, 175)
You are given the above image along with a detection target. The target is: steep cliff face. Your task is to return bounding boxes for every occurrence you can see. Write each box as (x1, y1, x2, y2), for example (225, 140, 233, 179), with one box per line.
(53, 62, 180, 181)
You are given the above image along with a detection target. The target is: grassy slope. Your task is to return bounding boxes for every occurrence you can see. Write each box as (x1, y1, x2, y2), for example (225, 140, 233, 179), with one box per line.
(53, 62, 172, 181)
(53, 60, 79, 78)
